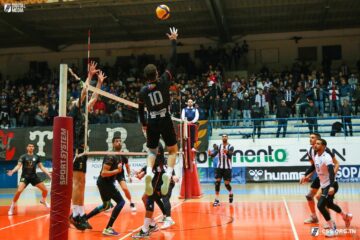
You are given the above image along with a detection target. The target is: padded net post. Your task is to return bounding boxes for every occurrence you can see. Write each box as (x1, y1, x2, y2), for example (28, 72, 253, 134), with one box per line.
(50, 64, 73, 240)
(179, 123, 202, 199)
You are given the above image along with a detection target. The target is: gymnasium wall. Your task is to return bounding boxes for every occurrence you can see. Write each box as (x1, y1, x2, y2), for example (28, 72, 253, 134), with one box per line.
(0, 28, 359, 80)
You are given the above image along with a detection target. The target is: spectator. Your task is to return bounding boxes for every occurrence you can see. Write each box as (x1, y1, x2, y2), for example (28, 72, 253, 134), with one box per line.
(339, 99, 353, 136)
(339, 78, 352, 107)
(255, 89, 266, 117)
(219, 93, 230, 126)
(328, 85, 340, 116)
(229, 92, 240, 126)
(305, 101, 319, 133)
(309, 84, 326, 116)
(242, 93, 252, 127)
(252, 102, 263, 138)
(276, 100, 291, 138)
(353, 84, 360, 115)
(112, 104, 124, 123)
(284, 85, 295, 116)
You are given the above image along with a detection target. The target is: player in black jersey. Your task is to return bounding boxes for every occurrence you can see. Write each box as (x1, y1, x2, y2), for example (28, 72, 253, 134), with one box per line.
(68, 61, 106, 230)
(209, 134, 234, 207)
(138, 27, 178, 197)
(299, 133, 339, 226)
(85, 136, 125, 236)
(133, 144, 178, 238)
(7, 143, 52, 216)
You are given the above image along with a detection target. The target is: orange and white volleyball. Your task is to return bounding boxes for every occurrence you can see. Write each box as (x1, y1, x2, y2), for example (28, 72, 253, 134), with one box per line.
(156, 5, 170, 20)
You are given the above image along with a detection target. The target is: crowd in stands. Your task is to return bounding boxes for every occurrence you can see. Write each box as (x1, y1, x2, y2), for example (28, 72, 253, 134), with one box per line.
(0, 44, 360, 132)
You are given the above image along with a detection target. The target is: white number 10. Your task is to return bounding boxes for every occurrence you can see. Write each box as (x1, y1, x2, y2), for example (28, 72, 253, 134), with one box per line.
(148, 91, 163, 106)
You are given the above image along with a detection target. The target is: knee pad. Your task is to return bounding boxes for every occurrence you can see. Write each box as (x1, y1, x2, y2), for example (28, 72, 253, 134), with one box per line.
(146, 197, 155, 212)
(147, 148, 158, 158)
(103, 201, 112, 211)
(116, 199, 125, 210)
(306, 191, 315, 201)
(215, 181, 220, 192)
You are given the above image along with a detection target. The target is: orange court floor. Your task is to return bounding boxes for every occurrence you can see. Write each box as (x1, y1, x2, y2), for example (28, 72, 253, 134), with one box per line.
(0, 183, 359, 240)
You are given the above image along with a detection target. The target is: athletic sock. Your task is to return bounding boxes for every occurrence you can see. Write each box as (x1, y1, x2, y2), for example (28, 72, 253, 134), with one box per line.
(142, 217, 151, 232)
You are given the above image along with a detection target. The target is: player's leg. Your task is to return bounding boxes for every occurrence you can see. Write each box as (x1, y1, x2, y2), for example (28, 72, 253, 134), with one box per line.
(132, 196, 157, 238)
(317, 194, 336, 237)
(213, 169, 222, 206)
(224, 169, 233, 203)
(34, 180, 50, 208)
(325, 182, 352, 228)
(70, 154, 89, 230)
(161, 183, 175, 229)
(304, 177, 320, 224)
(8, 181, 27, 215)
(86, 180, 112, 221)
(119, 180, 136, 211)
(144, 125, 160, 196)
(102, 188, 125, 236)
(161, 119, 178, 195)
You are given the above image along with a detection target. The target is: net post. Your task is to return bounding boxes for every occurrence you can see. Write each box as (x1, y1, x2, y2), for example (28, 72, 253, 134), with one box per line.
(50, 64, 73, 240)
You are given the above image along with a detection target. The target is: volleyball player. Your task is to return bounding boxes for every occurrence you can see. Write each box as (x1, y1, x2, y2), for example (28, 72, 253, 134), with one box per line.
(209, 134, 234, 207)
(85, 136, 125, 236)
(133, 144, 178, 238)
(116, 138, 136, 212)
(307, 139, 352, 237)
(7, 143, 51, 215)
(68, 62, 106, 230)
(300, 133, 339, 226)
(138, 27, 178, 196)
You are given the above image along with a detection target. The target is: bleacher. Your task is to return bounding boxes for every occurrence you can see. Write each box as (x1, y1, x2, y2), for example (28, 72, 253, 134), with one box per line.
(210, 116, 360, 139)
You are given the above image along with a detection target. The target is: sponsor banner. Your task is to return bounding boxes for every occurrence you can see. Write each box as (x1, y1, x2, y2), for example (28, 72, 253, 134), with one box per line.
(196, 137, 360, 167)
(0, 123, 146, 161)
(246, 166, 308, 183)
(336, 165, 360, 183)
(198, 167, 246, 184)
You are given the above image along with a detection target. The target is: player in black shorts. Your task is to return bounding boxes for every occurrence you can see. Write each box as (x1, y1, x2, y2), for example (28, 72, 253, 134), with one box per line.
(85, 136, 125, 236)
(209, 134, 234, 207)
(7, 143, 52, 216)
(138, 27, 179, 197)
(299, 133, 339, 226)
(68, 62, 106, 230)
(133, 144, 178, 238)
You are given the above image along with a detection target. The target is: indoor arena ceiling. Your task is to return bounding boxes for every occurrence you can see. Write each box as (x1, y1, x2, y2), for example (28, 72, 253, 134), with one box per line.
(0, 0, 359, 51)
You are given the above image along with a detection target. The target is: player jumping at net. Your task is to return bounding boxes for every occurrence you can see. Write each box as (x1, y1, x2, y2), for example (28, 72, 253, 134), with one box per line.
(209, 134, 234, 207)
(138, 27, 178, 196)
(300, 133, 339, 227)
(85, 136, 126, 236)
(68, 61, 106, 230)
(305, 138, 352, 237)
(7, 143, 51, 215)
(133, 143, 178, 238)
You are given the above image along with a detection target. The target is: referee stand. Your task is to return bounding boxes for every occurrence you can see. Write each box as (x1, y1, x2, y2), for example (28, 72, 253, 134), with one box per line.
(179, 123, 202, 199)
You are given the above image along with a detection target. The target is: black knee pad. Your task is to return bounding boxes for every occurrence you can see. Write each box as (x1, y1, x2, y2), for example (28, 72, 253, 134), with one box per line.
(215, 181, 220, 192)
(146, 197, 155, 212)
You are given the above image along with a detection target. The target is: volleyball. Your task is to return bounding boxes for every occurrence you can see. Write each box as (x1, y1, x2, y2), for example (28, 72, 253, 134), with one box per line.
(156, 5, 170, 20)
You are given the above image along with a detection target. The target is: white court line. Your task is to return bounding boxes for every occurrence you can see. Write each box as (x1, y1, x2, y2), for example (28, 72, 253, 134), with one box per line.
(0, 214, 49, 231)
(282, 197, 299, 240)
(118, 200, 184, 240)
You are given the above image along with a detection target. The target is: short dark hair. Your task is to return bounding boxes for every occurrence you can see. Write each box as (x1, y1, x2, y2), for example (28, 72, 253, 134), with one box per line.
(311, 133, 321, 139)
(144, 64, 157, 81)
(112, 136, 121, 143)
(318, 138, 327, 146)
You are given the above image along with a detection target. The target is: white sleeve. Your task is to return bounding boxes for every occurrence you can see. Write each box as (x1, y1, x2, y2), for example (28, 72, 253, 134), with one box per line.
(192, 109, 199, 123)
(324, 154, 334, 166)
(181, 108, 186, 121)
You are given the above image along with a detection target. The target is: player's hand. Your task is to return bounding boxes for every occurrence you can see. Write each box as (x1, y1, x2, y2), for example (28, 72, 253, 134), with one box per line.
(97, 70, 107, 83)
(299, 176, 309, 184)
(172, 176, 179, 183)
(223, 149, 228, 154)
(118, 162, 123, 171)
(7, 170, 13, 176)
(328, 187, 335, 196)
(208, 150, 211, 156)
(88, 61, 99, 77)
(166, 27, 178, 40)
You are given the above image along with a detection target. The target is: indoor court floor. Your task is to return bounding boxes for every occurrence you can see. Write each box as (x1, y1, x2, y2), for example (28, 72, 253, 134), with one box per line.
(0, 183, 359, 240)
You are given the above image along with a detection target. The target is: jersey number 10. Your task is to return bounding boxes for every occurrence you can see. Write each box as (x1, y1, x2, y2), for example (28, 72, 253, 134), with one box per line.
(148, 91, 164, 106)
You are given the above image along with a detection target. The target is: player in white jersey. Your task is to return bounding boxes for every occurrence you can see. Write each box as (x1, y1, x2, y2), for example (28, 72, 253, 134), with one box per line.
(209, 134, 234, 207)
(300, 133, 339, 225)
(305, 139, 352, 237)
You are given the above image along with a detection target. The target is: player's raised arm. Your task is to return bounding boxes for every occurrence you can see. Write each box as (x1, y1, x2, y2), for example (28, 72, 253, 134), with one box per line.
(162, 27, 178, 81)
